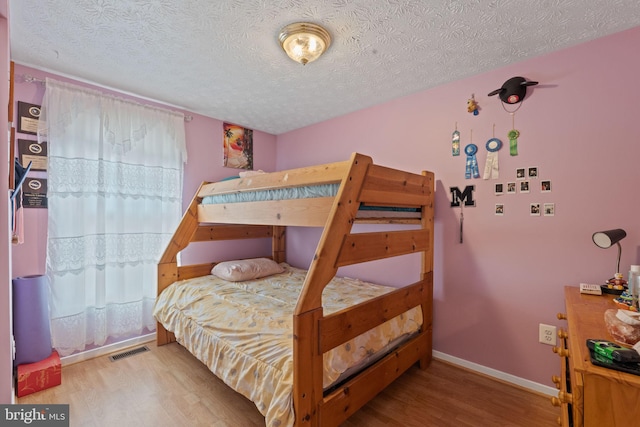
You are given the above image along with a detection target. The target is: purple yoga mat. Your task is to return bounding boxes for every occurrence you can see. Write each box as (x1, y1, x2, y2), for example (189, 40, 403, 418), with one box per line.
(12, 275, 52, 366)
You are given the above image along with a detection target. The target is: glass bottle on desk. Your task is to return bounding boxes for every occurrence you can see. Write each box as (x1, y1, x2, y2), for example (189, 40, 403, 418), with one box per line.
(629, 265, 640, 309)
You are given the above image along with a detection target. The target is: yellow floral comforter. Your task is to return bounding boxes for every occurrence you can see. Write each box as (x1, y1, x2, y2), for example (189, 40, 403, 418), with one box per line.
(153, 264, 422, 427)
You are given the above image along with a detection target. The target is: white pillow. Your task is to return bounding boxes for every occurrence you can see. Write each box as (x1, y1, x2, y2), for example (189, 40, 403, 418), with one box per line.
(211, 258, 285, 282)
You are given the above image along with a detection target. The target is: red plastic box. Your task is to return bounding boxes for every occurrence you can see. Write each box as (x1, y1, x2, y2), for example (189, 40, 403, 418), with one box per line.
(16, 350, 61, 397)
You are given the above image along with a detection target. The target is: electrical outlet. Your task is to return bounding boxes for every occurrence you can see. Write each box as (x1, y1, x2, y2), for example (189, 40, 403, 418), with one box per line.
(539, 323, 557, 346)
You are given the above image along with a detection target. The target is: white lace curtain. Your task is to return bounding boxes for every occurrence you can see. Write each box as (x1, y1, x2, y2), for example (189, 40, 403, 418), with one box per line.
(38, 78, 187, 356)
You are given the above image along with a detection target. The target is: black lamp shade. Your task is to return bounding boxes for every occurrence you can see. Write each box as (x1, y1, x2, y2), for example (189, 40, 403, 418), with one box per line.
(592, 229, 627, 249)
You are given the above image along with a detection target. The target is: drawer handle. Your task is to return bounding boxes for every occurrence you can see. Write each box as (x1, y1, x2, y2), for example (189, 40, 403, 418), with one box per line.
(558, 329, 568, 339)
(552, 346, 570, 357)
(557, 313, 567, 320)
(558, 391, 573, 404)
(551, 375, 561, 388)
(550, 391, 573, 406)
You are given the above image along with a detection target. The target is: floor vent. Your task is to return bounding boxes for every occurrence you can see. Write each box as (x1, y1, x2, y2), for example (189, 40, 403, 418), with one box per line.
(108, 345, 150, 362)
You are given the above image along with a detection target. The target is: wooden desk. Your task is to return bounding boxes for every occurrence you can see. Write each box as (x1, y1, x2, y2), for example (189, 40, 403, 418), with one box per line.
(553, 286, 640, 426)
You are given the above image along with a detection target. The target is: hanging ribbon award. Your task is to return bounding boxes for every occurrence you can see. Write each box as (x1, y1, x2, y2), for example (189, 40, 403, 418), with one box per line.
(483, 137, 502, 180)
(508, 113, 520, 156)
(452, 129, 460, 156)
(464, 143, 480, 179)
(508, 129, 519, 155)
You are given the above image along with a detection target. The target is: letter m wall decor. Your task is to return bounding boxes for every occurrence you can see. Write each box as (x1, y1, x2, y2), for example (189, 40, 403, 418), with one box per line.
(450, 185, 476, 207)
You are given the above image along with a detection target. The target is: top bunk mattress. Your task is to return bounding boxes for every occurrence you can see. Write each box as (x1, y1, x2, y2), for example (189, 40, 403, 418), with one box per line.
(201, 182, 421, 217)
(153, 263, 422, 427)
(202, 183, 337, 204)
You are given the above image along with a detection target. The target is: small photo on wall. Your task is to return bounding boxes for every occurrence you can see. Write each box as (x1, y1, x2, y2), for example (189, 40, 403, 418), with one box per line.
(541, 180, 552, 192)
(520, 181, 530, 193)
(528, 167, 538, 179)
(495, 204, 504, 216)
(507, 182, 516, 194)
(516, 168, 526, 180)
(544, 203, 555, 216)
(530, 203, 540, 216)
(495, 183, 504, 195)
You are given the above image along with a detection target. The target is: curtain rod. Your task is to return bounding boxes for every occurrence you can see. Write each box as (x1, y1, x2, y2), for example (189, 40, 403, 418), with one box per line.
(22, 74, 44, 84)
(20, 74, 193, 122)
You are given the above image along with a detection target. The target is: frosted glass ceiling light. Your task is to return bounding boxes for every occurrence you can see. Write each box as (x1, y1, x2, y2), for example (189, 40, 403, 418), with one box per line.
(279, 22, 331, 65)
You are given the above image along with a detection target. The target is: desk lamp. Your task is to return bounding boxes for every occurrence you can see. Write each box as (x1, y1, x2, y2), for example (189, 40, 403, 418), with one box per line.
(592, 228, 627, 276)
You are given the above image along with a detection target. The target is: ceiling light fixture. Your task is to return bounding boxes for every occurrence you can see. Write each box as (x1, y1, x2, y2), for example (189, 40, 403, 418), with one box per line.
(278, 22, 331, 65)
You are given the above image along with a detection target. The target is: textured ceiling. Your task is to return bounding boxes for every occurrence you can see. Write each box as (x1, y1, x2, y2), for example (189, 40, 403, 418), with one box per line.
(8, 0, 640, 135)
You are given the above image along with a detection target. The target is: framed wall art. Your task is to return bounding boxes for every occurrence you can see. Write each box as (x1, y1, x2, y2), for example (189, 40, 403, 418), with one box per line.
(223, 123, 253, 170)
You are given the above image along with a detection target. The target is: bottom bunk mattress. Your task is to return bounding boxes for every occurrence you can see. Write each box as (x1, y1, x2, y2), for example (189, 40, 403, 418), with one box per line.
(153, 263, 422, 427)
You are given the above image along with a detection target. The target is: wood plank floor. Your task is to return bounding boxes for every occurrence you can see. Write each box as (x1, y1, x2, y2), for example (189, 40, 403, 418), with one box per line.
(18, 341, 559, 426)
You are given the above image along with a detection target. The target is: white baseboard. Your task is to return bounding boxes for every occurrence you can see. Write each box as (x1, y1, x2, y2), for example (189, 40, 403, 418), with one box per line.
(432, 350, 557, 397)
(60, 333, 156, 366)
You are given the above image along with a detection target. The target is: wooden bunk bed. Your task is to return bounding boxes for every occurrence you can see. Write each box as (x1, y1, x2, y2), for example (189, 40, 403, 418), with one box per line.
(156, 152, 435, 426)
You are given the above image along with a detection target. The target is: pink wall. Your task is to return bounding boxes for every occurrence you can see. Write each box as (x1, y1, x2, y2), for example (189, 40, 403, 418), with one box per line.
(276, 26, 640, 387)
(0, 0, 12, 403)
(10, 64, 278, 278)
